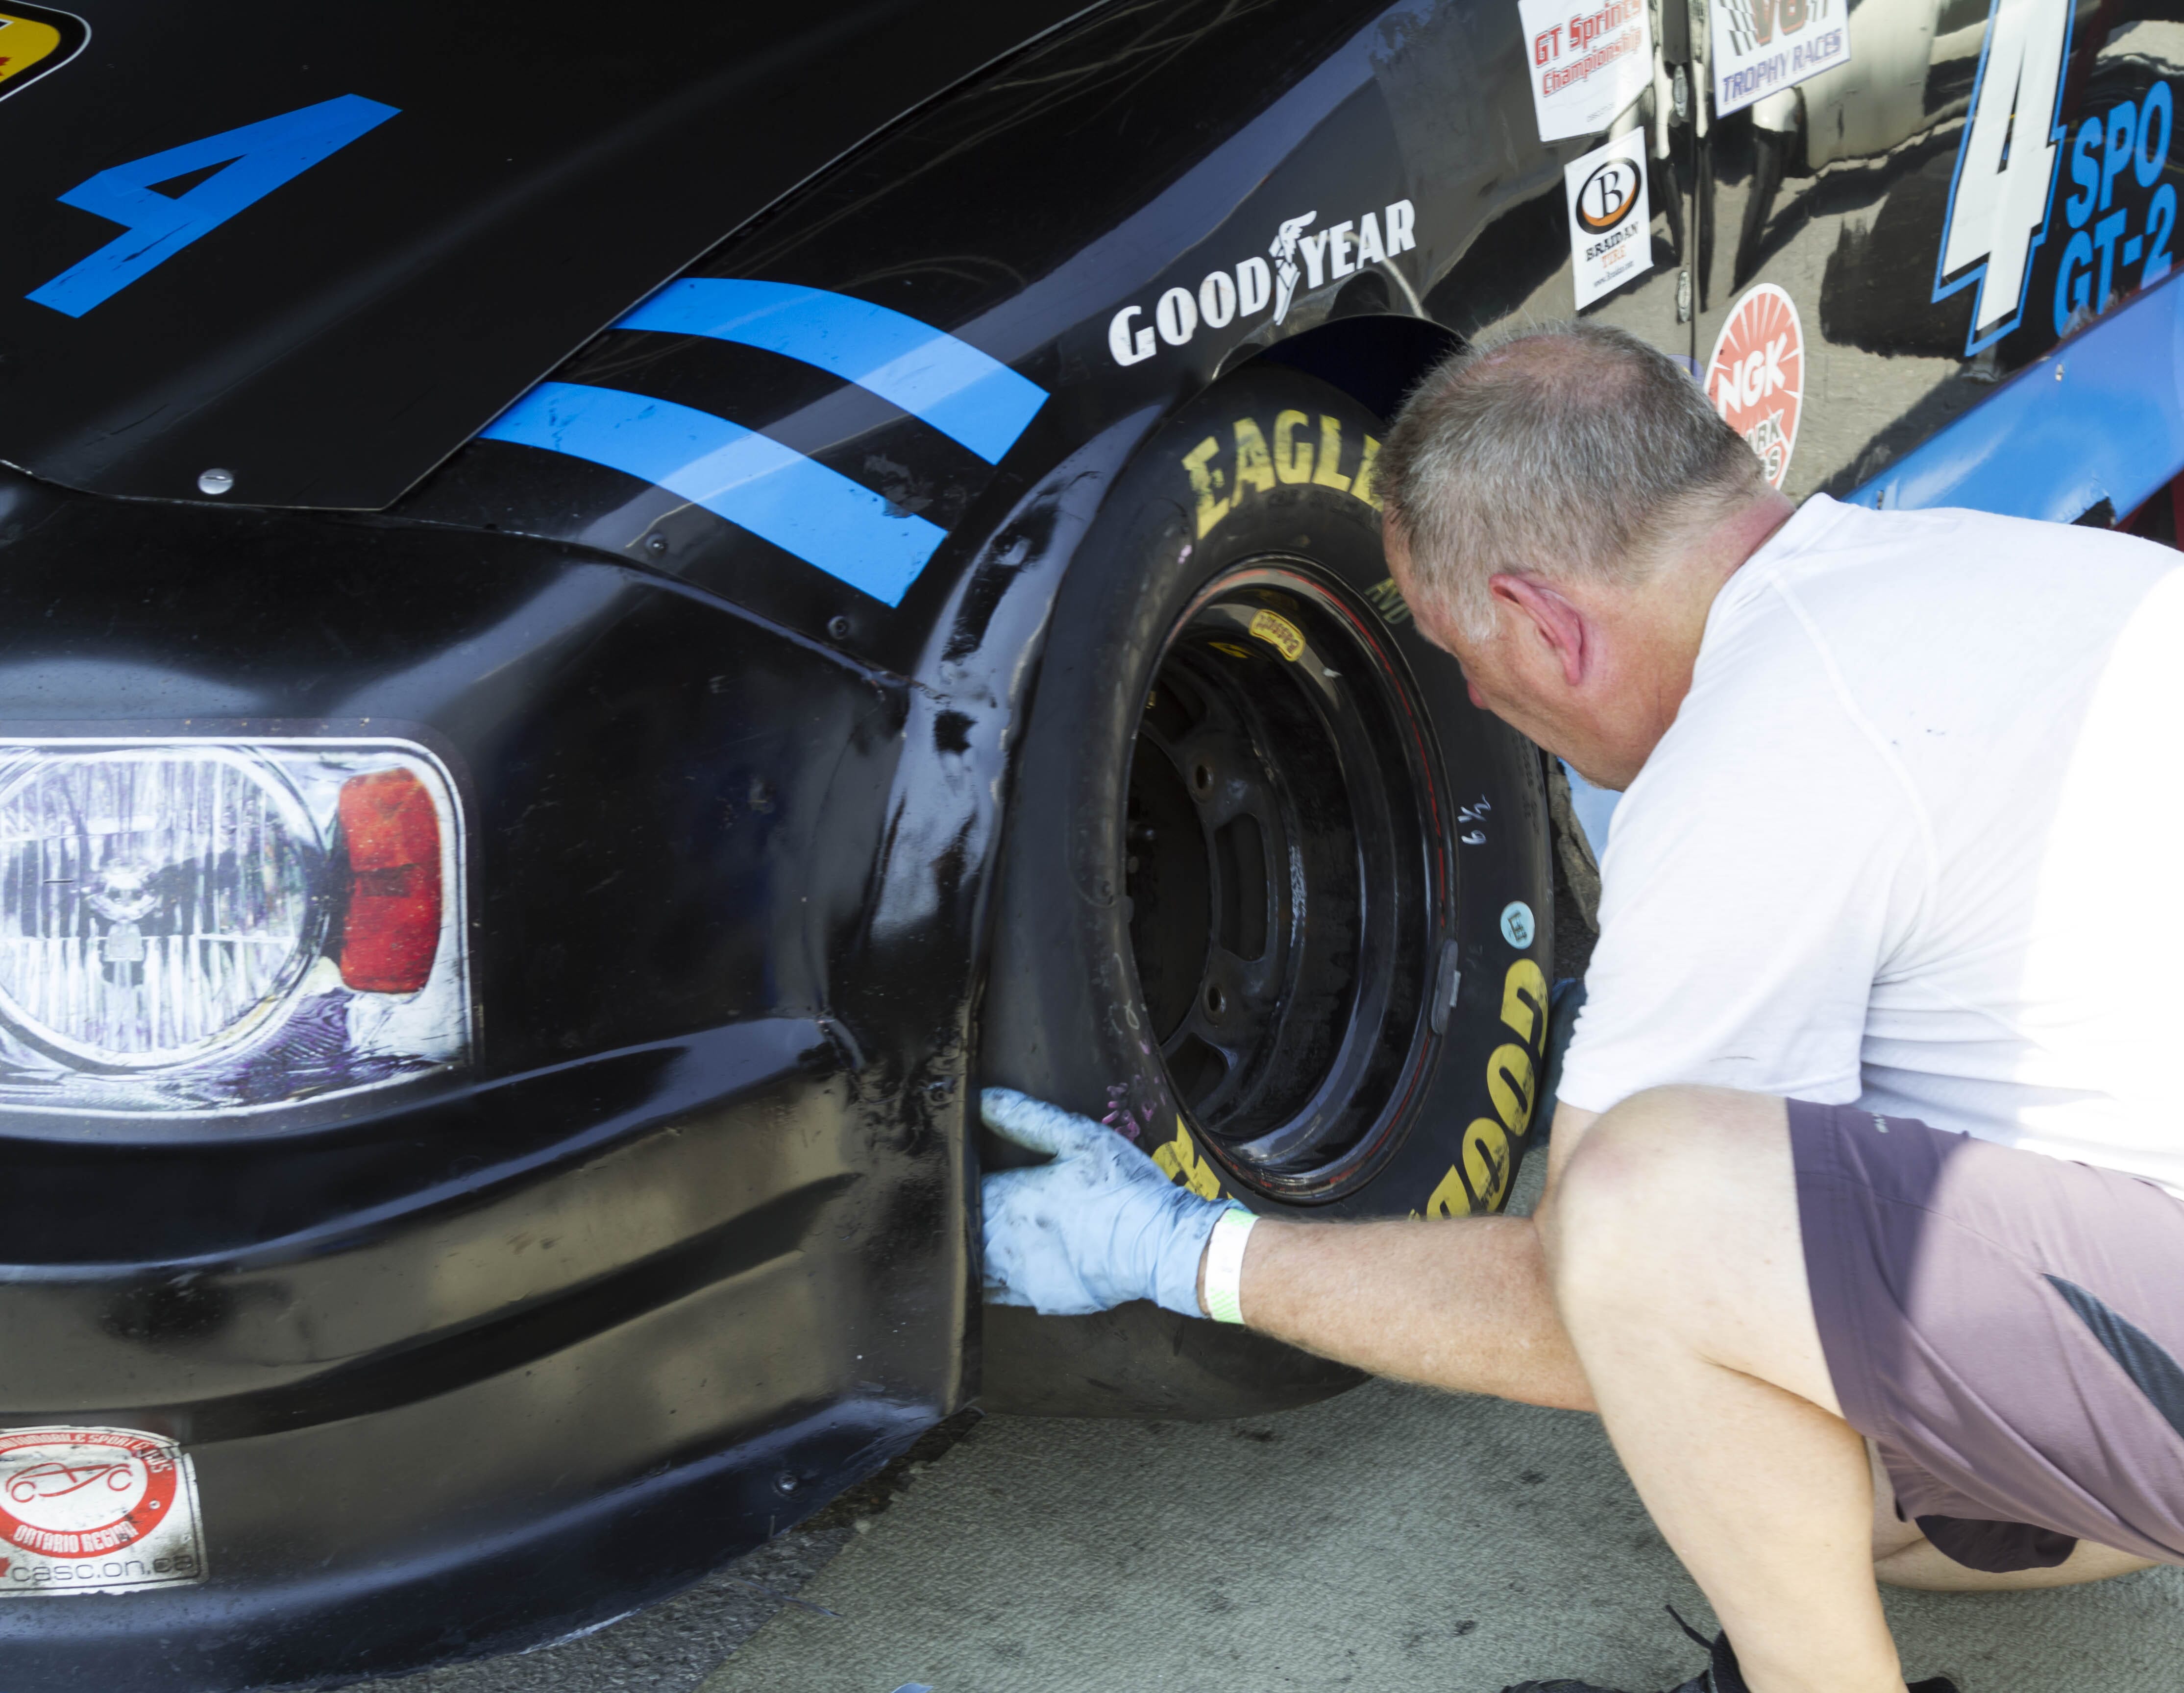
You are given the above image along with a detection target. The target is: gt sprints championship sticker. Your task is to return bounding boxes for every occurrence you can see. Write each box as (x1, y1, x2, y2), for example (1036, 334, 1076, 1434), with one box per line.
(1565, 129, 1652, 308)
(1706, 283, 1804, 489)
(1520, 0, 1652, 143)
(0, 1427, 206, 1595)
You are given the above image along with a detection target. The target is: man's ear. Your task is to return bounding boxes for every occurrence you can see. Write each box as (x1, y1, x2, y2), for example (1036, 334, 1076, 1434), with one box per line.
(1488, 574, 1588, 686)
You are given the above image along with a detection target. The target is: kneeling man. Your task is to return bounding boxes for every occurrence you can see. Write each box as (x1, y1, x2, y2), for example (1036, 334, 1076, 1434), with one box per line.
(980, 322, 2184, 1693)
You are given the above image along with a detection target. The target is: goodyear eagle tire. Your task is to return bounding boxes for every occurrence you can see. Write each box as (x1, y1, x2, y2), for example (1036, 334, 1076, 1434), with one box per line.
(980, 364, 1553, 1418)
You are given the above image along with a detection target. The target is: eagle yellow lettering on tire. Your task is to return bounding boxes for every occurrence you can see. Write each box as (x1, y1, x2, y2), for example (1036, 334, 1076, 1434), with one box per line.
(1178, 416, 1386, 538)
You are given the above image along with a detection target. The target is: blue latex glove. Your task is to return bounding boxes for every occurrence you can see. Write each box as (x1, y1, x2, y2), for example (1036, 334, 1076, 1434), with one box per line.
(980, 1087, 1238, 1317)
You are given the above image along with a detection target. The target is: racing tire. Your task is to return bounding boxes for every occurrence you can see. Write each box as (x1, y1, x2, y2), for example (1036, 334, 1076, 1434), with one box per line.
(980, 363, 1553, 1418)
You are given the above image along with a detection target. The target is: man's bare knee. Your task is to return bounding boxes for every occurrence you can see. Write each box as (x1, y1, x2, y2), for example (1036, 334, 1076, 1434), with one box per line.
(1549, 1088, 1740, 1251)
(1546, 1087, 1724, 1313)
(1548, 1087, 1811, 1390)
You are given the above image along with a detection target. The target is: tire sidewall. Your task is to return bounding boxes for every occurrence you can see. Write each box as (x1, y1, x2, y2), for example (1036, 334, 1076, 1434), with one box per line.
(984, 364, 1553, 1222)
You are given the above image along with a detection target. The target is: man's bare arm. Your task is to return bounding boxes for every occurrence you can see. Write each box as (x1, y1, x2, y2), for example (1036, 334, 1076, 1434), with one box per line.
(1204, 1104, 1601, 1411)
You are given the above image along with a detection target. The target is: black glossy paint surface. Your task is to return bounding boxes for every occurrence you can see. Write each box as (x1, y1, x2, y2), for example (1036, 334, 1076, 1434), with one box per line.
(0, 0, 1093, 507)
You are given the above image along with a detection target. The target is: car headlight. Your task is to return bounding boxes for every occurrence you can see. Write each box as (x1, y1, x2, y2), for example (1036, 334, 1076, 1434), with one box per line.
(0, 739, 468, 1116)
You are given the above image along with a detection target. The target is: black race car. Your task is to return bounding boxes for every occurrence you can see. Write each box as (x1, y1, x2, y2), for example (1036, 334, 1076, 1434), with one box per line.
(0, 0, 2175, 1685)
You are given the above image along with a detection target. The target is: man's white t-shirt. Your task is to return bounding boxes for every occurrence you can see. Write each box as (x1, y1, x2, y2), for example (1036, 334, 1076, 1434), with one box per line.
(1556, 493, 2184, 1197)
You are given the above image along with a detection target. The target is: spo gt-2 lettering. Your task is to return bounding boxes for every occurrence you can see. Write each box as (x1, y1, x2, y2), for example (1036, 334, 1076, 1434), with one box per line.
(1934, 0, 2074, 355)
(1108, 201, 1415, 365)
(1178, 411, 1383, 537)
(27, 94, 398, 317)
(2054, 82, 2175, 334)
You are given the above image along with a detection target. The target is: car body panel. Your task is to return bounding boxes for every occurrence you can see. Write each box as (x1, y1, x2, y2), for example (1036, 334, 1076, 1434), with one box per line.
(0, 0, 1096, 509)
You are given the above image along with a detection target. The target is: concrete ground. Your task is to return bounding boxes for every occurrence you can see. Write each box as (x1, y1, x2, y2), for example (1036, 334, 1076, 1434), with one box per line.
(366, 1136, 2184, 1693)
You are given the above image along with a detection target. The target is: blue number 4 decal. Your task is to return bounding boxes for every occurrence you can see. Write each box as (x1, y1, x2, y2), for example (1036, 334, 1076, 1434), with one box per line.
(27, 93, 398, 318)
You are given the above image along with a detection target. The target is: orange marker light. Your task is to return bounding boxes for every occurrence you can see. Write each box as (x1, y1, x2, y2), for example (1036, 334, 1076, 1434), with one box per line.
(338, 769, 442, 993)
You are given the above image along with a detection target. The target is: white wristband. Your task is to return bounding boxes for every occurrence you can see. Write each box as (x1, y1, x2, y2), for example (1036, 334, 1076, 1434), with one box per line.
(1202, 1205, 1258, 1325)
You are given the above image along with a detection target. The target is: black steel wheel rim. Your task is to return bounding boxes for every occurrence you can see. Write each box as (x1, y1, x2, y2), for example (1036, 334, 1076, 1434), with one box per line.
(1124, 562, 1442, 1199)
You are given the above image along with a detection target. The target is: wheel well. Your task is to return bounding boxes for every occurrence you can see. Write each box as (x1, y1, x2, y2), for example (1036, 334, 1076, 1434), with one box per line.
(1227, 311, 1462, 425)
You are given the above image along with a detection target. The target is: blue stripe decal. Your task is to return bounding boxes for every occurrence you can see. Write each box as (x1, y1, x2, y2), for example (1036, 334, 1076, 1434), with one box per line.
(481, 382, 945, 606)
(615, 279, 1047, 465)
(1849, 274, 2184, 521)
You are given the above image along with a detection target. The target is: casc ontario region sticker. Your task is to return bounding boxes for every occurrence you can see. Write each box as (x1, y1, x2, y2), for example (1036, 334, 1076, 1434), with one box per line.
(0, 1427, 206, 1595)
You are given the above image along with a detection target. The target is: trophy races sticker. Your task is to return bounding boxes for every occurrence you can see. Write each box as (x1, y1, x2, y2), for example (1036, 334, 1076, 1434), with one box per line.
(1708, 0, 1849, 120)
(0, 1427, 206, 1595)
(1565, 129, 1652, 309)
(1519, 0, 1651, 143)
(1707, 283, 1804, 490)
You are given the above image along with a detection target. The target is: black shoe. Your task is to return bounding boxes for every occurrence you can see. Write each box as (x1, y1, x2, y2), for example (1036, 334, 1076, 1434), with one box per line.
(1500, 1608, 1960, 1693)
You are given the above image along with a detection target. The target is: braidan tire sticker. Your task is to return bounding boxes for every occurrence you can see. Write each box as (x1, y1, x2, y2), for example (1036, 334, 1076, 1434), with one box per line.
(1565, 128, 1652, 310)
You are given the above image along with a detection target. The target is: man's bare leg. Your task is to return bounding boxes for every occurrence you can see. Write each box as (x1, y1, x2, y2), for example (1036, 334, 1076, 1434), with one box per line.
(1544, 1086, 1905, 1693)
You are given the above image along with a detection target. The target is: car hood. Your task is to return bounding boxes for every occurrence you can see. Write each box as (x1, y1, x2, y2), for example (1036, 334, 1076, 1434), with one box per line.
(0, 0, 1094, 510)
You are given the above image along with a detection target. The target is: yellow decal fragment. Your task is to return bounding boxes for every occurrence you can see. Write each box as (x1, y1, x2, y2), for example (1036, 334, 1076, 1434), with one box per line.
(1247, 608, 1304, 661)
(1180, 435, 1229, 538)
(1424, 1164, 1472, 1219)
(1311, 415, 1351, 491)
(1364, 577, 1412, 627)
(1273, 410, 1314, 484)
(1499, 959, 1547, 1046)
(1462, 1118, 1514, 1211)
(1232, 418, 1276, 499)
(1352, 434, 1383, 509)
(1487, 1043, 1537, 1139)
(0, 13, 62, 87)
(1153, 1118, 1225, 1201)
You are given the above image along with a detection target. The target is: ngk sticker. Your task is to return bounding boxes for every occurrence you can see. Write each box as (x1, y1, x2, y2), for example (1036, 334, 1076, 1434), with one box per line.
(1564, 129, 1652, 309)
(1706, 283, 1803, 490)
(0, 1427, 206, 1595)
(1520, 0, 1652, 143)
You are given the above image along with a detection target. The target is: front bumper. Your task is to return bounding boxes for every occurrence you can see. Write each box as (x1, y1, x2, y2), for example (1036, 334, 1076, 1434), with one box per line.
(0, 1020, 938, 1689)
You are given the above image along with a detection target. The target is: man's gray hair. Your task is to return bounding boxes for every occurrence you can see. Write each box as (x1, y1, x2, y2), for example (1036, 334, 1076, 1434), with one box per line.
(1379, 321, 1765, 640)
